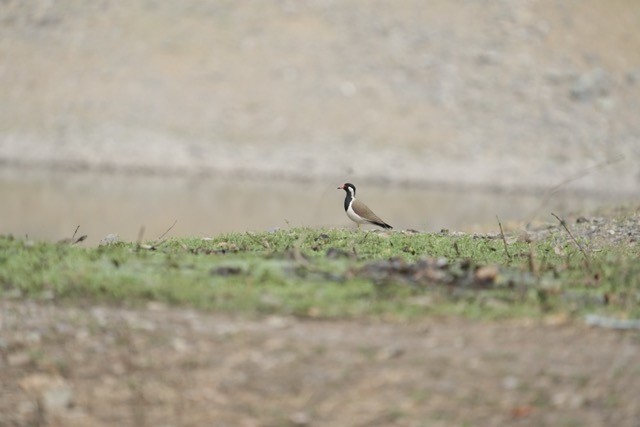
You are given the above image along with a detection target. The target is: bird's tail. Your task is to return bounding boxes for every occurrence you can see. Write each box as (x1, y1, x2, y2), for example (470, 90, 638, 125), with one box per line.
(372, 221, 392, 230)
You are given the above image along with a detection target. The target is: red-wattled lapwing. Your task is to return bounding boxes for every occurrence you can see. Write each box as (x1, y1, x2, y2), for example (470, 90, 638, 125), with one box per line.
(338, 183, 392, 230)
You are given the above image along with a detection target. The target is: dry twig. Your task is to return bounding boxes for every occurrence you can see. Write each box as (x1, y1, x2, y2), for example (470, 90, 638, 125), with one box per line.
(245, 232, 270, 249)
(527, 155, 624, 226)
(551, 212, 591, 270)
(135, 226, 146, 249)
(156, 220, 177, 242)
(496, 216, 511, 261)
(63, 225, 87, 245)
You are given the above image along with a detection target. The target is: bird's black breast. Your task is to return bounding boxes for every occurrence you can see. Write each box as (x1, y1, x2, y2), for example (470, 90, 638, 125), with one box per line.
(343, 193, 352, 212)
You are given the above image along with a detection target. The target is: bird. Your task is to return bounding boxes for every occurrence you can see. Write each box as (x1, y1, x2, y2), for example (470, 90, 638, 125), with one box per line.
(338, 183, 392, 230)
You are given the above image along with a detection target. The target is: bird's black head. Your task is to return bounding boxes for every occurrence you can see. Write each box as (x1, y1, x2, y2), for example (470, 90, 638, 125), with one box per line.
(337, 183, 356, 196)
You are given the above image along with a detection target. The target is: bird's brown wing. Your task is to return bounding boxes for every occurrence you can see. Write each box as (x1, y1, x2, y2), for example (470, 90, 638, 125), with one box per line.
(352, 199, 392, 229)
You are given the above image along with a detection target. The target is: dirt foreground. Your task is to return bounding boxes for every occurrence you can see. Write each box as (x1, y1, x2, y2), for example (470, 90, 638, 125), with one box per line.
(1, 300, 639, 427)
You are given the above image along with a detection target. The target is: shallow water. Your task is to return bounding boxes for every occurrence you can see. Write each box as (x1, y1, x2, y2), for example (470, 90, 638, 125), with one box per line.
(0, 168, 634, 246)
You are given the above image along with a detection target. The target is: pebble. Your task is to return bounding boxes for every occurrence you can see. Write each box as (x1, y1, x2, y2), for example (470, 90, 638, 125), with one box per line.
(289, 411, 311, 426)
(20, 374, 74, 412)
(585, 314, 640, 330)
(265, 315, 290, 329)
(99, 234, 120, 246)
(407, 295, 434, 308)
(552, 391, 584, 409)
(146, 301, 167, 311)
(570, 68, 611, 101)
(8, 351, 32, 367)
(171, 336, 189, 353)
(25, 331, 42, 343)
(502, 375, 520, 390)
(377, 345, 405, 361)
(17, 400, 36, 415)
(43, 384, 74, 412)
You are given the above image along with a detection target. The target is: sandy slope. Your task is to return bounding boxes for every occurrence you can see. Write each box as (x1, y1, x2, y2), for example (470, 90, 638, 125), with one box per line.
(1, 0, 639, 193)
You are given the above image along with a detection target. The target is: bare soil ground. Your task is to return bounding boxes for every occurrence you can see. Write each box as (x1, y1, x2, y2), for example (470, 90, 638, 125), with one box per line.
(2, 300, 639, 427)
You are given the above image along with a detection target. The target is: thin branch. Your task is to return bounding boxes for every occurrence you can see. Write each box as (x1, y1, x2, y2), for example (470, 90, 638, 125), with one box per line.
(73, 234, 88, 245)
(551, 212, 591, 270)
(453, 241, 461, 257)
(245, 232, 270, 249)
(292, 232, 309, 265)
(496, 216, 511, 261)
(156, 220, 177, 241)
(528, 243, 537, 276)
(70, 225, 87, 244)
(136, 226, 146, 246)
(357, 231, 371, 245)
(527, 155, 624, 226)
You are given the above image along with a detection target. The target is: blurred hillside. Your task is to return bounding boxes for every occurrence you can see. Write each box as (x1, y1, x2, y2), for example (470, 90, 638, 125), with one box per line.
(1, 0, 639, 193)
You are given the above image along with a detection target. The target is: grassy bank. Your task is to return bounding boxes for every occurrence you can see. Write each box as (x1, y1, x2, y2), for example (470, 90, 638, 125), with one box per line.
(1, 222, 638, 319)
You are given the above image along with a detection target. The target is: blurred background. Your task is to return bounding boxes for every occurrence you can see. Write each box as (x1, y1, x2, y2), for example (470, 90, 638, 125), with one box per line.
(1, 0, 639, 244)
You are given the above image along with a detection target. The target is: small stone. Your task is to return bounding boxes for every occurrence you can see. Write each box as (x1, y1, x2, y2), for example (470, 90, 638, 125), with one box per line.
(403, 229, 421, 234)
(99, 234, 119, 246)
(43, 384, 74, 412)
(544, 313, 569, 326)
(146, 301, 167, 311)
(91, 307, 109, 326)
(476, 49, 501, 65)
(40, 290, 55, 300)
(627, 68, 640, 84)
(511, 405, 534, 418)
(502, 376, 520, 390)
(127, 316, 156, 331)
(8, 351, 32, 367)
(340, 81, 357, 97)
(211, 266, 243, 276)
(260, 294, 283, 310)
(171, 337, 189, 353)
(475, 265, 499, 283)
(597, 97, 616, 111)
(407, 295, 434, 308)
(20, 374, 74, 412)
(18, 399, 36, 415)
(326, 247, 353, 259)
(552, 391, 584, 408)
(25, 332, 42, 343)
(111, 362, 126, 376)
(435, 257, 449, 268)
(377, 345, 405, 360)
(570, 68, 611, 101)
(484, 297, 508, 310)
(4, 288, 23, 299)
(265, 316, 290, 329)
(307, 307, 321, 317)
(289, 411, 311, 426)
